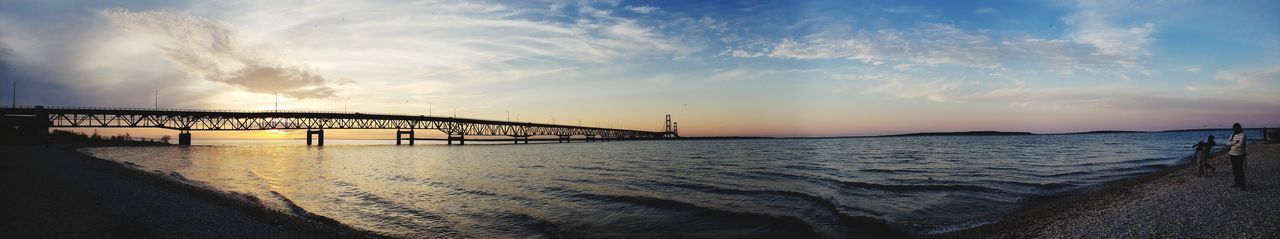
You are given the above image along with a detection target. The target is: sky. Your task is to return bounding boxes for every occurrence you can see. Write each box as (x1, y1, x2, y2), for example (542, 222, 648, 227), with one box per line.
(0, 0, 1277, 138)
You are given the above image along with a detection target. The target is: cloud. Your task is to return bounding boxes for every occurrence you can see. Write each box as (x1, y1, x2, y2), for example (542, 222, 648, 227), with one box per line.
(1215, 65, 1280, 87)
(955, 84, 1278, 115)
(219, 1, 692, 90)
(710, 67, 819, 82)
(867, 77, 958, 102)
(101, 9, 339, 99)
(1062, 1, 1155, 65)
(879, 6, 918, 14)
(734, 0, 1159, 78)
(830, 71, 962, 102)
(762, 24, 1003, 69)
(626, 5, 659, 14)
(973, 8, 998, 14)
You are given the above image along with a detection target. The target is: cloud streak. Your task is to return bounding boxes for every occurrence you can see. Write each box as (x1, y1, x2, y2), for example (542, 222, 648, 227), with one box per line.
(101, 9, 339, 99)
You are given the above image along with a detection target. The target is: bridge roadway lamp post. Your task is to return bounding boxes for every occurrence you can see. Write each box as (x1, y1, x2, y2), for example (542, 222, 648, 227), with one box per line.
(427, 101, 432, 116)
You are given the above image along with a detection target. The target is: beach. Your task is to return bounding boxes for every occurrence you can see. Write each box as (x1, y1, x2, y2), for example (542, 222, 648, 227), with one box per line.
(0, 145, 385, 238)
(942, 141, 1280, 238)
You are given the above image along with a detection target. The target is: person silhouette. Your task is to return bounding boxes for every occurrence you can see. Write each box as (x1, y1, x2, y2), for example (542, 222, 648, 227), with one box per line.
(1226, 123, 1247, 190)
(1193, 135, 1216, 177)
(1204, 135, 1216, 174)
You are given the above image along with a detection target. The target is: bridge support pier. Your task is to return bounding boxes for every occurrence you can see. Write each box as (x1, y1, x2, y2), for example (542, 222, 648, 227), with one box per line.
(306, 129, 324, 146)
(396, 129, 415, 145)
(6, 106, 51, 145)
(178, 130, 191, 146)
(586, 135, 596, 142)
(448, 134, 465, 145)
(557, 135, 570, 143)
(509, 135, 529, 144)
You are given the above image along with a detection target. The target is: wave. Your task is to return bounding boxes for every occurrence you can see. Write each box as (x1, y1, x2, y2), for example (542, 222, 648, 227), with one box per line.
(860, 168, 929, 174)
(269, 191, 342, 225)
(566, 165, 630, 173)
(1073, 157, 1171, 167)
(989, 180, 1073, 191)
(649, 181, 845, 214)
(617, 182, 906, 237)
(570, 192, 823, 238)
(330, 181, 462, 237)
(837, 180, 1010, 195)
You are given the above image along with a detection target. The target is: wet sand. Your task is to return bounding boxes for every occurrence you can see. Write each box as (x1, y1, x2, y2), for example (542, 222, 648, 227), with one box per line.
(940, 142, 1280, 238)
(0, 145, 385, 238)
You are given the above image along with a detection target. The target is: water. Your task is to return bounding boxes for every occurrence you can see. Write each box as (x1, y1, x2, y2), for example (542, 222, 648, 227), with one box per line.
(81, 130, 1255, 238)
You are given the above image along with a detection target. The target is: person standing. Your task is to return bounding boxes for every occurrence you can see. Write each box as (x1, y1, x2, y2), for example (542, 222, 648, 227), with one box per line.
(1194, 135, 1216, 177)
(1205, 135, 1216, 174)
(1227, 123, 1247, 190)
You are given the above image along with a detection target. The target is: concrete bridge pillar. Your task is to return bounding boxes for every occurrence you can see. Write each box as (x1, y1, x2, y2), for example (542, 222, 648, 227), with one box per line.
(34, 106, 48, 145)
(508, 135, 530, 144)
(557, 135, 571, 143)
(306, 129, 324, 146)
(448, 134, 465, 145)
(396, 129, 415, 145)
(586, 135, 596, 142)
(178, 130, 192, 146)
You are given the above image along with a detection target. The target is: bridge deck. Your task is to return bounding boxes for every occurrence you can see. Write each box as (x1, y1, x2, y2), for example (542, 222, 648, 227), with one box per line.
(0, 106, 676, 139)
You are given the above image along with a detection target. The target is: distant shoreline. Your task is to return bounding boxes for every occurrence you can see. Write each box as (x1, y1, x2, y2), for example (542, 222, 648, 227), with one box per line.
(691, 127, 1269, 140)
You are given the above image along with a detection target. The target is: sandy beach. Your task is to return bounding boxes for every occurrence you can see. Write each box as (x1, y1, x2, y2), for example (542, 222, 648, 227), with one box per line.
(0, 145, 385, 238)
(941, 141, 1280, 238)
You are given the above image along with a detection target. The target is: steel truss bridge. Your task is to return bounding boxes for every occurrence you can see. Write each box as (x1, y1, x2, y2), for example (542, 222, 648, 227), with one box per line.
(0, 106, 679, 146)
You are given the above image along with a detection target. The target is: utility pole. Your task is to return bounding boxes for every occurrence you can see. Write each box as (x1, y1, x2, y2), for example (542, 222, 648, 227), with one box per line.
(154, 89, 159, 109)
(427, 100, 432, 116)
(12, 80, 16, 107)
(506, 110, 510, 121)
(274, 91, 279, 113)
(453, 107, 457, 117)
(344, 98, 349, 113)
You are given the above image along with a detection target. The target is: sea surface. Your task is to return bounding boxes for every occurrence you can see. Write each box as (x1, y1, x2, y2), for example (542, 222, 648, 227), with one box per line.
(81, 130, 1257, 238)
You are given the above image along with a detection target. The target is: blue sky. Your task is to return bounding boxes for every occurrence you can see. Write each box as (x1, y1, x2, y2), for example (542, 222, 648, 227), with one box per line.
(0, 0, 1277, 137)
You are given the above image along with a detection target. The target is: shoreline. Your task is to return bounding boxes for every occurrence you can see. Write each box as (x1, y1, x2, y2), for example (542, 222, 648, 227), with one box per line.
(934, 141, 1279, 238)
(0, 144, 387, 238)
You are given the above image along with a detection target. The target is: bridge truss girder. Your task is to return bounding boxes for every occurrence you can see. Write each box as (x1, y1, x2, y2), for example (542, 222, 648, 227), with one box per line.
(10, 107, 672, 139)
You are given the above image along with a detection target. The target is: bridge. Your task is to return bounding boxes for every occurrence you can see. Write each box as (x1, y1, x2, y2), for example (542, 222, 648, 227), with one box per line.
(0, 106, 680, 146)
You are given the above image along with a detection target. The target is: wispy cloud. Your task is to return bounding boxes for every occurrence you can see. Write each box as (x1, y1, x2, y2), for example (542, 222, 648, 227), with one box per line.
(956, 85, 1277, 115)
(626, 5, 660, 14)
(973, 8, 998, 14)
(1215, 65, 1280, 87)
(218, 1, 692, 89)
(102, 9, 341, 99)
(761, 23, 1003, 69)
(1177, 65, 1203, 72)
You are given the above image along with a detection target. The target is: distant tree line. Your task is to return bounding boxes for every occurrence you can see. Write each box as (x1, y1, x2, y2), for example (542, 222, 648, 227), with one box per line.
(49, 129, 172, 144)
